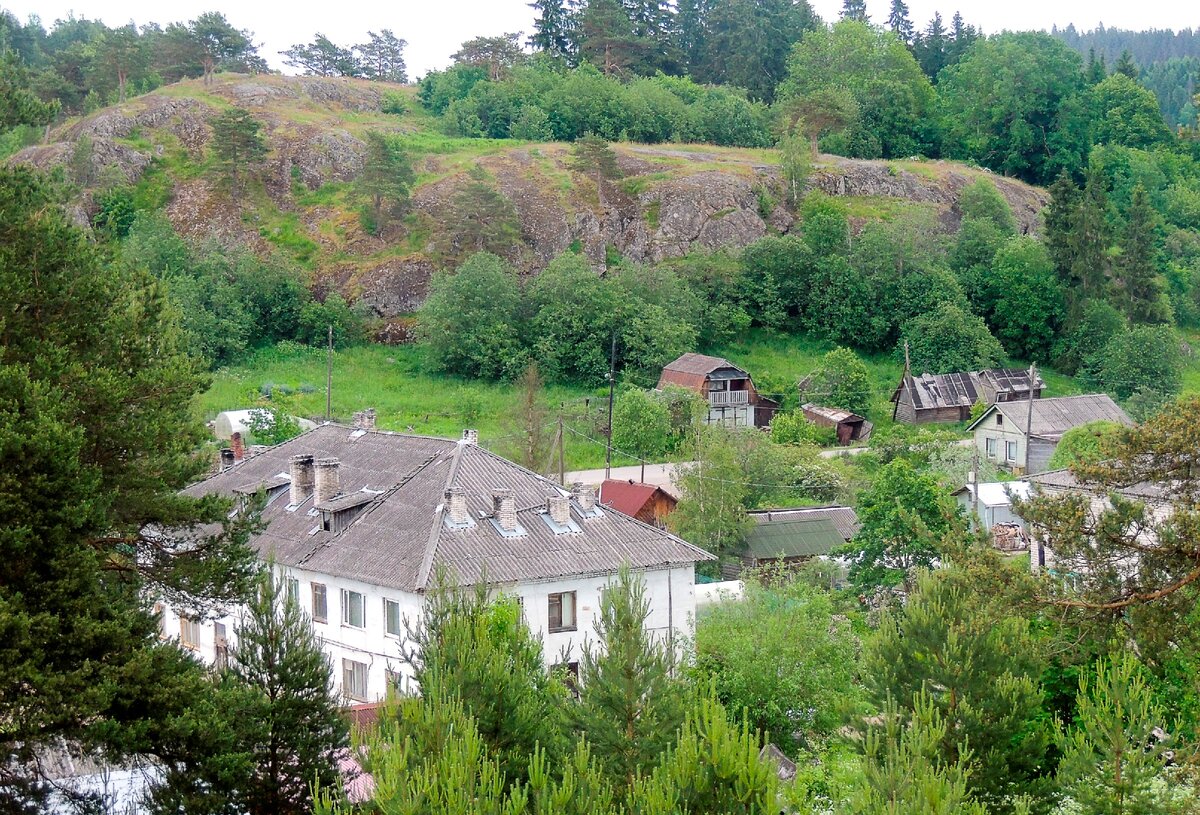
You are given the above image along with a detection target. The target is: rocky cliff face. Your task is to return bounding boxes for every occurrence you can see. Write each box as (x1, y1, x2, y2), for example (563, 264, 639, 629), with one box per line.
(11, 74, 1048, 326)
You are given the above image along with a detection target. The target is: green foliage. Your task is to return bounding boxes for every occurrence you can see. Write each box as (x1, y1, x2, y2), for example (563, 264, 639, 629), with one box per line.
(358, 130, 415, 232)
(769, 410, 837, 447)
(959, 178, 1017, 233)
(1097, 325, 1183, 399)
(209, 107, 267, 199)
(245, 406, 303, 446)
(611, 388, 672, 461)
(1089, 73, 1174, 150)
(671, 429, 754, 561)
(1054, 299, 1128, 378)
(692, 575, 858, 751)
(447, 166, 521, 258)
(807, 346, 872, 416)
(843, 692, 988, 815)
(865, 567, 1056, 814)
(418, 252, 525, 380)
(577, 565, 685, 792)
(528, 253, 622, 385)
(1046, 420, 1124, 470)
(984, 237, 1067, 362)
(900, 301, 1005, 374)
(1057, 653, 1176, 815)
(839, 459, 962, 589)
(0, 166, 258, 807)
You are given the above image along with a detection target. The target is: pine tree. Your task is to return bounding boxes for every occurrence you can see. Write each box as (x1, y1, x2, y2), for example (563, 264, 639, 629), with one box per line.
(354, 29, 408, 83)
(1117, 183, 1171, 324)
(1057, 654, 1174, 815)
(578, 0, 644, 76)
(864, 568, 1056, 814)
(846, 692, 987, 815)
(577, 564, 686, 792)
(448, 165, 520, 256)
(528, 0, 577, 62)
(915, 12, 948, 78)
(210, 107, 267, 202)
(886, 0, 915, 46)
(358, 130, 415, 231)
(503, 362, 556, 475)
(1114, 48, 1138, 79)
(841, 0, 869, 23)
(569, 134, 623, 206)
(225, 568, 348, 815)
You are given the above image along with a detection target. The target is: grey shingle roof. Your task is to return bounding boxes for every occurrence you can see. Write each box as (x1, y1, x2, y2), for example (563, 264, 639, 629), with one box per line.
(978, 394, 1132, 439)
(185, 425, 713, 591)
(747, 506, 860, 541)
(661, 352, 745, 376)
(1027, 468, 1167, 500)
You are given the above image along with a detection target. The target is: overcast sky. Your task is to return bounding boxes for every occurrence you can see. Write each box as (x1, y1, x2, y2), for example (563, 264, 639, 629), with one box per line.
(2, 1, 1196, 78)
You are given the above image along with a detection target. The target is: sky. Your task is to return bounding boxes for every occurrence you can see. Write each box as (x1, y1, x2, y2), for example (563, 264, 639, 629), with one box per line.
(2, 0, 1197, 78)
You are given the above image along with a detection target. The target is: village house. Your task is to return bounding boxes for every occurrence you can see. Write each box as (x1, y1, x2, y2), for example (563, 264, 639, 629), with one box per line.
(736, 506, 859, 575)
(159, 423, 713, 703)
(801, 403, 873, 445)
(891, 368, 1045, 425)
(599, 479, 678, 528)
(657, 352, 779, 428)
(967, 394, 1131, 475)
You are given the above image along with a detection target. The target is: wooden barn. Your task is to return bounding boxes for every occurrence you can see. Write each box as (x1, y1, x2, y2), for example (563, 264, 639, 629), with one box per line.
(891, 368, 1045, 425)
(801, 403, 873, 445)
(598, 479, 678, 528)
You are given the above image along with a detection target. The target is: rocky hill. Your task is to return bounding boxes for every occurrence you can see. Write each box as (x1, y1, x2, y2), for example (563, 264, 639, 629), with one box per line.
(12, 74, 1048, 327)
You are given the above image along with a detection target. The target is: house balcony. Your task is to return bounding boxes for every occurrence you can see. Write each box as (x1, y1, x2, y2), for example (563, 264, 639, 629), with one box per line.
(709, 390, 750, 406)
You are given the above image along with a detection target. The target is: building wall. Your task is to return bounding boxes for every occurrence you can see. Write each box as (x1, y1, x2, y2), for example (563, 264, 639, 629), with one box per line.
(973, 413, 1030, 470)
(161, 564, 697, 703)
(705, 405, 754, 427)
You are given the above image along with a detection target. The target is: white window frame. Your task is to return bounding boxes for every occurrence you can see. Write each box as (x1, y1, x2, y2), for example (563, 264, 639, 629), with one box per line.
(179, 616, 201, 651)
(342, 589, 366, 629)
(384, 598, 402, 638)
(311, 583, 328, 623)
(1006, 440, 1019, 463)
(342, 659, 369, 702)
(985, 437, 997, 458)
(548, 591, 577, 633)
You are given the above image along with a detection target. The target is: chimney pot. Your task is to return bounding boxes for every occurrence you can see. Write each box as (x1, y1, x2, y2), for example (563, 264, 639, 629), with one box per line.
(574, 482, 597, 513)
(548, 494, 571, 526)
(362, 408, 376, 431)
(231, 432, 245, 462)
(462, 429, 479, 445)
(219, 448, 236, 471)
(289, 454, 315, 505)
(314, 458, 341, 504)
(444, 486, 469, 526)
(491, 488, 517, 531)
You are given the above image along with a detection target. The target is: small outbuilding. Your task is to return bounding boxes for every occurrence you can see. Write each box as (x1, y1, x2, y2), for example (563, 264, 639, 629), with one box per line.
(599, 479, 678, 528)
(741, 506, 859, 569)
(953, 480, 1031, 531)
(801, 403, 873, 445)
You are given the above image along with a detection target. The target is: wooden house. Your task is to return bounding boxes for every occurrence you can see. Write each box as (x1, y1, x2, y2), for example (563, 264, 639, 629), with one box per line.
(657, 353, 778, 428)
(968, 394, 1131, 475)
(801, 403, 873, 445)
(891, 368, 1045, 425)
(599, 479, 678, 528)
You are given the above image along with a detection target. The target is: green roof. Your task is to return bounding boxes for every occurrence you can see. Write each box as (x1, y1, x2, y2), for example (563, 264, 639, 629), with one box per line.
(744, 516, 845, 560)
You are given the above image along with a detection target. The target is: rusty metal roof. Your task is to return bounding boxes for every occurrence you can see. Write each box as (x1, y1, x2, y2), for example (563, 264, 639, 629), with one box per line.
(185, 425, 713, 592)
(893, 368, 1044, 411)
(599, 479, 676, 518)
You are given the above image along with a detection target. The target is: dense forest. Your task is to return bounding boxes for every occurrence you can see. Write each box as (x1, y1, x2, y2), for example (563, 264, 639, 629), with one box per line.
(5, 2, 1200, 814)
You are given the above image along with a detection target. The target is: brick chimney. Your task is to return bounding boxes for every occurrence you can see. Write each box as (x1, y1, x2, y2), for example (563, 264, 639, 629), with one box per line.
(573, 482, 597, 513)
(352, 409, 377, 431)
(219, 448, 236, 471)
(547, 494, 571, 526)
(314, 458, 341, 504)
(462, 429, 479, 445)
(231, 432, 245, 462)
(289, 454, 315, 505)
(444, 486, 469, 526)
(491, 488, 517, 532)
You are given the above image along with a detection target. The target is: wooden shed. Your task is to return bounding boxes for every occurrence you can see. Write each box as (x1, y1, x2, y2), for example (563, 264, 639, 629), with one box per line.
(598, 479, 678, 528)
(891, 368, 1045, 425)
(801, 403, 873, 445)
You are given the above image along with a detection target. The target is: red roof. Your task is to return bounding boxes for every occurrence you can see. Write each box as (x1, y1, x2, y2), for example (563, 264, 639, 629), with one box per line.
(599, 479, 672, 518)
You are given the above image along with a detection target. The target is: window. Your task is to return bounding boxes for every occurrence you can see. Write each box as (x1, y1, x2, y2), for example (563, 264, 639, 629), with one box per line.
(985, 438, 997, 458)
(548, 591, 577, 633)
(342, 589, 366, 628)
(311, 583, 328, 623)
(342, 659, 369, 702)
(996, 413, 1004, 426)
(707, 379, 727, 391)
(179, 616, 201, 650)
(384, 599, 402, 637)
(1006, 440, 1019, 462)
(214, 622, 229, 671)
(286, 577, 299, 606)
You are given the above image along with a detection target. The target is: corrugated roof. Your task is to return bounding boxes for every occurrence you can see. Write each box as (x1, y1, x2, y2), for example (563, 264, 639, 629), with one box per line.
(747, 506, 860, 540)
(184, 425, 712, 592)
(661, 352, 746, 376)
(953, 481, 1032, 507)
(802, 403, 863, 423)
(894, 368, 1044, 411)
(1027, 468, 1167, 500)
(973, 394, 1131, 439)
(745, 516, 846, 559)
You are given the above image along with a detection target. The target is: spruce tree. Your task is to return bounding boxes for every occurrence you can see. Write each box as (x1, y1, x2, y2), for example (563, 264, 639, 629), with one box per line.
(1058, 654, 1175, 815)
(577, 564, 685, 792)
(569, 134, 623, 206)
(528, 0, 577, 62)
(210, 107, 267, 202)
(864, 568, 1056, 814)
(1116, 183, 1171, 324)
(225, 567, 348, 815)
(358, 130, 415, 231)
(1071, 166, 1113, 305)
(915, 12, 948, 78)
(841, 0, 869, 23)
(1044, 172, 1081, 287)
(1114, 49, 1138, 79)
(886, 0, 915, 46)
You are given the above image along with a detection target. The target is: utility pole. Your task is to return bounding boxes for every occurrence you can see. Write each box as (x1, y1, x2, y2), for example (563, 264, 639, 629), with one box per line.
(970, 445, 980, 528)
(325, 324, 333, 422)
(558, 409, 565, 486)
(1023, 362, 1037, 474)
(605, 333, 616, 480)
(894, 340, 912, 422)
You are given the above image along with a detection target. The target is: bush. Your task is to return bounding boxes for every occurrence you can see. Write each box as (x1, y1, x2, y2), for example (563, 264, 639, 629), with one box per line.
(899, 302, 1005, 374)
(1097, 325, 1183, 399)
